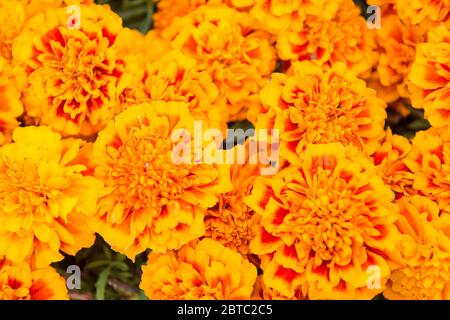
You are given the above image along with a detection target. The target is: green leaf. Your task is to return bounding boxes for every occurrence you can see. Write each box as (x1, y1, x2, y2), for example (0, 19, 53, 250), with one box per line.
(95, 267, 111, 300)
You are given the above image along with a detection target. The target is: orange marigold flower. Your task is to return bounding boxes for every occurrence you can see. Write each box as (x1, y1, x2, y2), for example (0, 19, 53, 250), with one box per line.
(370, 12, 425, 103)
(372, 129, 414, 198)
(256, 61, 386, 166)
(395, 0, 450, 25)
(140, 238, 257, 299)
(0, 126, 102, 268)
(245, 143, 400, 299)
(0, 258, 68, 300)
(134, 50, 226, 132)
(276, 0, 377, 78)
(385, 196, 450, 300)
(409, 25, 450, 129)
(0, 58, 23, 145)
(204, 160, 260, 256)
(250, 0, 342, 34)
(0, 0, 25, 61)
(12, 4, 139, 136)
(404, 128, 450, 215)
(252, 274, 307, 300)
(92, 102, 232, 259)
(163, 5, 276, 121)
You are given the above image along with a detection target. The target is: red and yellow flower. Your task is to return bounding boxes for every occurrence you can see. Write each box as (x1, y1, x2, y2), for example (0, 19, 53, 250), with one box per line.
(140, 239, 257, 299)
(0, 126, 102, 268)
(256, 61, 386, 166)
(163, 5, 276, 121)
(409, 25, 450, 129)
(370, 13, 425, 103)
(92, 102, 232, 260)
(12, 4, 139, 136)
(372, 129, 414, 198)
(386, 196, 450, 300)
(0, 57, 23, 145)
(405, 128, 450, 215)
(276, 0, 377, 78)
(0, 258, 68, 300)
(245, 143, 400, 299)
(134, 50, 225, 132)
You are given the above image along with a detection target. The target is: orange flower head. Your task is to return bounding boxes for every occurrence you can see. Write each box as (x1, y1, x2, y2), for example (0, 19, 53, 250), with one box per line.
(395, 0, 450, 25)
(257, 61, 386, 166)
(245, 143, 400, 299)
(409, 25, 450, 129)
(250, 0, 342, 34)
(0, 258, 68, 300)
(0, 1, 26, 61)
(92, 102, 232, 259)
(372, 129, 414, 198)
(12, 4, 139, 136)
(0, 126, 102, 268)
(140, 239, 257, 299)
(405, 128, 450, 215)
(135, 50, 225, 131)
(371, 12, 425, 103)
(0, 57, 23, 145)
(164, 5, 276, 120)
(204, 159, 260, 256)
(276, 0, 377, 78)
(386, 196, 450, 300)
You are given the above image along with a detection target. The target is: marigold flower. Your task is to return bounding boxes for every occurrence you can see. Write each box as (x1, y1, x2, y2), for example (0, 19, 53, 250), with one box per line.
(395, 0, 450, 25)
(256, 61, 386, 166)
(409, 25, 450, 129)
(92, 102, 232, 259)
(0, 258, 68, 300)
(370, 13, 425, 103)
(250, 0, 342, 34)
(276, 0, 377, 78)
(0, 126, 102, 268)
(163, 5, 276, 121)
(134, 50, 226, 132)
(0, 58, 23, 145)
(372, 129, 414, 198)
(140, 239, 257, 299)
(245, 143, 400, 299)
(385, 196, 450, 300)
(204, 160, 260, 256)
(12, 4, 139, 136)
(404, 128, 450, 215)
(0, 1, 25, 61)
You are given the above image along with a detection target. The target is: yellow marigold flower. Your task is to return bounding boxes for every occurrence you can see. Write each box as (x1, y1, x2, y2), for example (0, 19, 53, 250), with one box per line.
(385, 196, 450, 300)
(0, 258, 68, 300)
(409, 25, 450, 129)
(252, 275, 307, 300)
(134, 50, 226, 132)
(250, 0, 342, 34)
(404, 128, 450, 215)
(140, 239, 257, 299)
(204, 160, 260, 256)
(256, 61, 386, 166)
(370, 13, 425, 103)
(163, 5, 276, 121)
(92, 102, 232, 260)
(276, 0, 376, 78)
(12, 4, 139, 136)
(372, 129, 414, 198)
(0, 126, 102, 268)
(0, 58, 23, 146)
(0, 0, 25, 61)
(245, 143, 400, 299)
(395, 0, 450, 25)
(21, 0, 94, 17)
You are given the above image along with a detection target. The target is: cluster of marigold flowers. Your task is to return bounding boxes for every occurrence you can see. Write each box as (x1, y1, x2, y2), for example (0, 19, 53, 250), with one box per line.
(0, 0, 449, 300)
